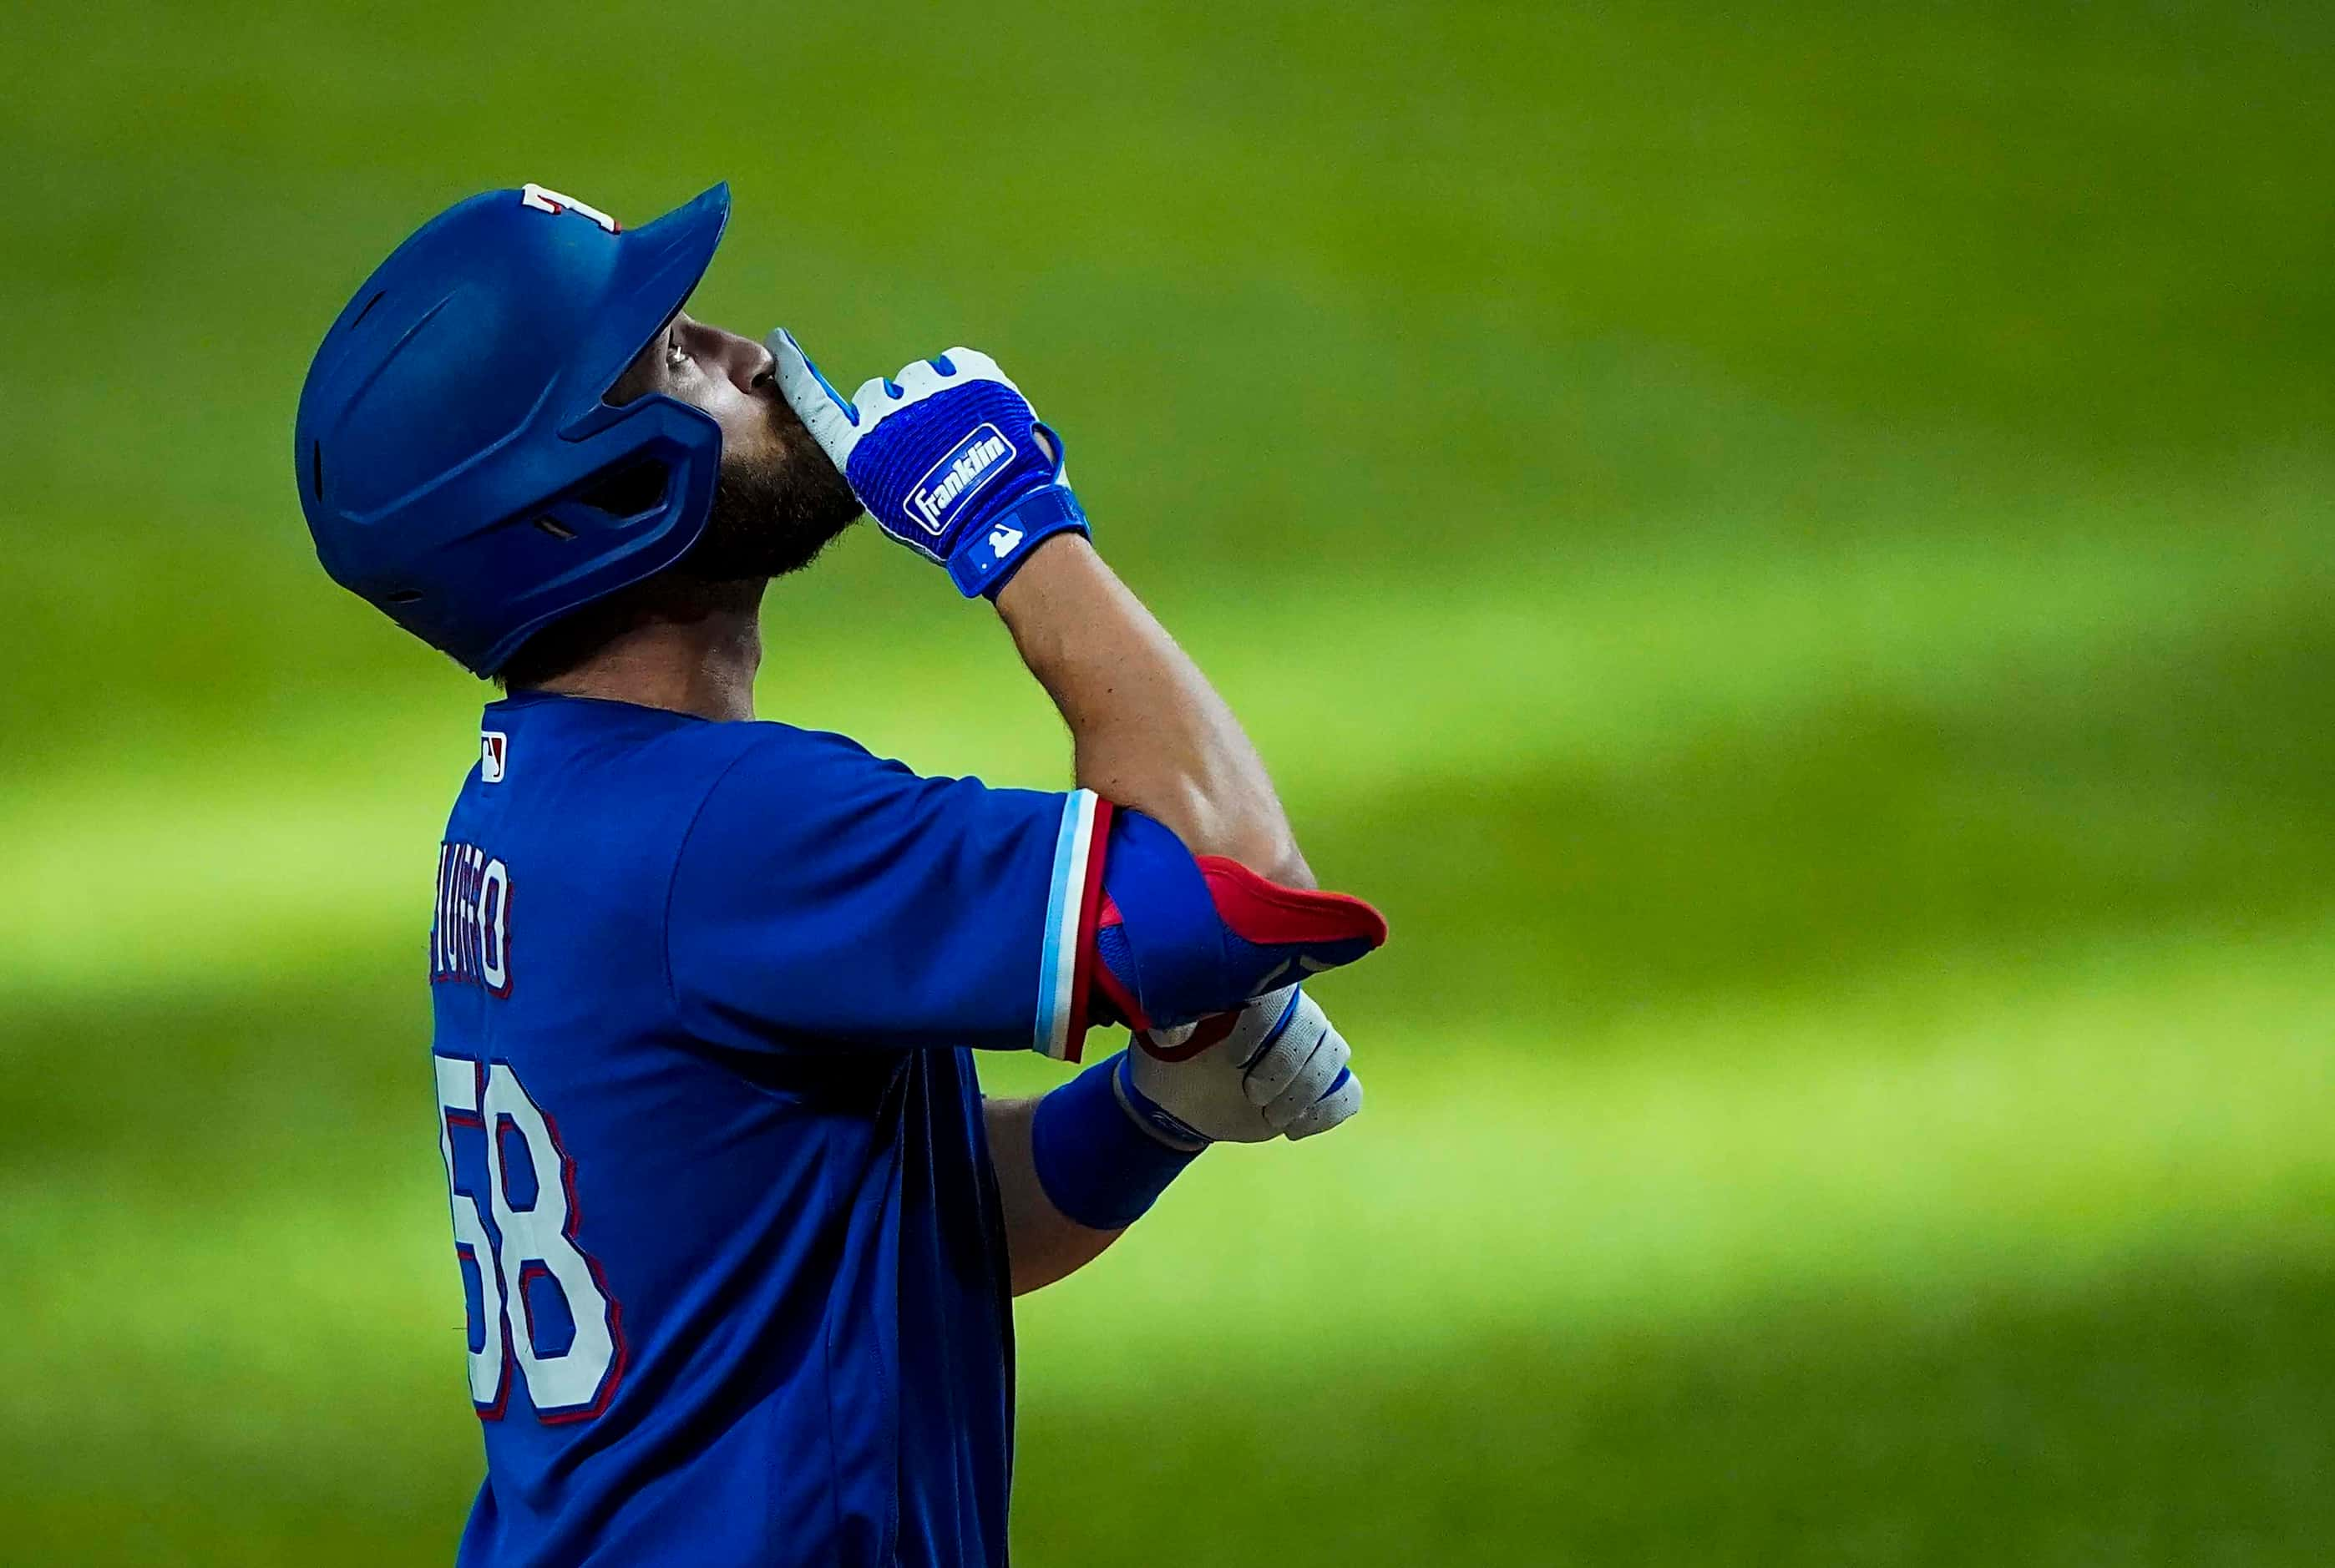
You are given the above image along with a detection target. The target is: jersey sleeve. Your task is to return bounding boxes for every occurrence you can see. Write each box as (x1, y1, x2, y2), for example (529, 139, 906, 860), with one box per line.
(666, 727, 1111, 1060)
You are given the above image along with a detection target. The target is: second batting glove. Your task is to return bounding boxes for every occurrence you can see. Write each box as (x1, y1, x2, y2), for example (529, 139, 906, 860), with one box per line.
(1115, 986, 1363, 1150)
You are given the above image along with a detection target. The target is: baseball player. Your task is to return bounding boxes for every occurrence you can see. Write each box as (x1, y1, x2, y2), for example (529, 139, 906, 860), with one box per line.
(295, 182, 1386, 1567)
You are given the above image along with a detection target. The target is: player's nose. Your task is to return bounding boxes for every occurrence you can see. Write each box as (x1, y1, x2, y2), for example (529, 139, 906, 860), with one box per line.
(682, 318, 778, 398)
(735, 335, 778, 397)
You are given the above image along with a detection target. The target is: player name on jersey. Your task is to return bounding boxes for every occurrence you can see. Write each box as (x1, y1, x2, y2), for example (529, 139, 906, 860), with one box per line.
(433, 840, 513, 994)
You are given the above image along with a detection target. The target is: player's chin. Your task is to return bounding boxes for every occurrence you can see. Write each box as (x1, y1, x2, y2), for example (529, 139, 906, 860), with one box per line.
(693, 452, 862, 582)
(778, 456, 868, 573)
(764, 498, 864, 580)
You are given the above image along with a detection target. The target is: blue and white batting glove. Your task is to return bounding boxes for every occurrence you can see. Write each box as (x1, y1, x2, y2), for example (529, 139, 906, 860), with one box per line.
(767, 330, 1090, 598)
(1115, 986, 1363, 1150)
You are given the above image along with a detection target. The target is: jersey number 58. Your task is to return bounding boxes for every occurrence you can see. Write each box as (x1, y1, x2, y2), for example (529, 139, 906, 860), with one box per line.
(435, 1055, 625, 1422)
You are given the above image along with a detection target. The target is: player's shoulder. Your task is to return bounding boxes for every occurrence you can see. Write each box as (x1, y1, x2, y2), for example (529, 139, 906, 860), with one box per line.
(471, 699, 913, 853)
(688, 718, 910, 799)
(537, 707, 892, 806)
(678, 717, 1061, 877)
(672, 719, 921, 859)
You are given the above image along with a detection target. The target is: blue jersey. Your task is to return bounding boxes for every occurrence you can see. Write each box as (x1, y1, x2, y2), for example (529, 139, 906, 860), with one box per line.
(427, 690, 1104, 1567)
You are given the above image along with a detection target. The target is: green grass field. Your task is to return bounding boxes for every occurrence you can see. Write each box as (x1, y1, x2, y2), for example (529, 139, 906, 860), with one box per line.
(4, 2, 2331, 1562)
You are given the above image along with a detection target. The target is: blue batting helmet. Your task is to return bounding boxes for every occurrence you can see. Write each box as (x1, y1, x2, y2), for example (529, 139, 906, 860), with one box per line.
(296, 182, 732, 675)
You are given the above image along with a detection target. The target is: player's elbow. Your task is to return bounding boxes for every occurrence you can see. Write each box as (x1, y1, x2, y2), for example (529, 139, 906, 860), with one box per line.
(1240, 824, 1316, 892)
(1087, 807, 1384, 1033)
(1157, 782, 1315, 891)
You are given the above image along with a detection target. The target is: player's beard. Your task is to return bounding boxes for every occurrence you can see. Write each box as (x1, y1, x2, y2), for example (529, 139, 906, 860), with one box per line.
(680, 441, 863, 583)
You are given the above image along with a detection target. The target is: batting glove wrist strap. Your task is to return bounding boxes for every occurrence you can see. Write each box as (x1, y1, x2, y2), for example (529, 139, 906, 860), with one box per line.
(1031, 1054, 1204, 1232)
(945, 479, 1089, 599)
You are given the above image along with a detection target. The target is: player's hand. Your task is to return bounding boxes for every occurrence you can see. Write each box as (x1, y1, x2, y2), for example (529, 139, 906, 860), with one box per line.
(1112, 987, 1361, 1150)
(766, 330, 1090, 599)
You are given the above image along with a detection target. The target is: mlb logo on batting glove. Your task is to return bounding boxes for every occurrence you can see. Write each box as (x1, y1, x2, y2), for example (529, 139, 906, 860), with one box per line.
(767, 331, 1092, 598)
(943, 482, 1087, 597)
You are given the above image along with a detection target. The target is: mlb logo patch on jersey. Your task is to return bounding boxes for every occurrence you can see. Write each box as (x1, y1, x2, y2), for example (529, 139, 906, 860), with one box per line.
(909, 423, 1016, 535)
(481, 730, 509, 783)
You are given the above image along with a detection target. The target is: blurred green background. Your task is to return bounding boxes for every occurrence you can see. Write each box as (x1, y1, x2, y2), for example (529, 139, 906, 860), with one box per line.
(5, 1, 2332, 1562)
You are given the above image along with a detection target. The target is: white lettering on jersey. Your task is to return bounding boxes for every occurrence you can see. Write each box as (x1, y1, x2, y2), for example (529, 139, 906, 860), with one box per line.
(433, 840, 513, 994)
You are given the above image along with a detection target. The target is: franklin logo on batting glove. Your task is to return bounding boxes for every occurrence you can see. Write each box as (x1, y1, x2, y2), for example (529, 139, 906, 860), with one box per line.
(910, 425, 1016, 535)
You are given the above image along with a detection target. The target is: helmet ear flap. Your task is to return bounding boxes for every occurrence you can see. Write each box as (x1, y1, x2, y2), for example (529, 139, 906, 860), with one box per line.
(527, 458, 671, 546)
(465, 396, 723, 677)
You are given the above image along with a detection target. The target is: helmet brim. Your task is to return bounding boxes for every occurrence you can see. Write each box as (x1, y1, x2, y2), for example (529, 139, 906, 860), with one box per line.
(580, 181, 732, 414)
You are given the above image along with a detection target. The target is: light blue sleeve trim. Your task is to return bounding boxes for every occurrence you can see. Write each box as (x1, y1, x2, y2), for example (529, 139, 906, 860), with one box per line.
(1033, 789, 1101, 1059)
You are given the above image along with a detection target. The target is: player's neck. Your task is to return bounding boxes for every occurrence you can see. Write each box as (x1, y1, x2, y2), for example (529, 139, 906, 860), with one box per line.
(526, 595, 767, 723)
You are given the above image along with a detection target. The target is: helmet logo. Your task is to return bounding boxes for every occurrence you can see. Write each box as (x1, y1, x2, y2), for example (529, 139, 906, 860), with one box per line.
(519, 183, 620, 235)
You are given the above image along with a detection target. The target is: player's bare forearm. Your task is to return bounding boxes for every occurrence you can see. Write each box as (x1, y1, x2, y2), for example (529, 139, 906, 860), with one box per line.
(765, 335, 1313, 886)
(981, 1095, 1124, 1294)
(995, 536, 1315, 888)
